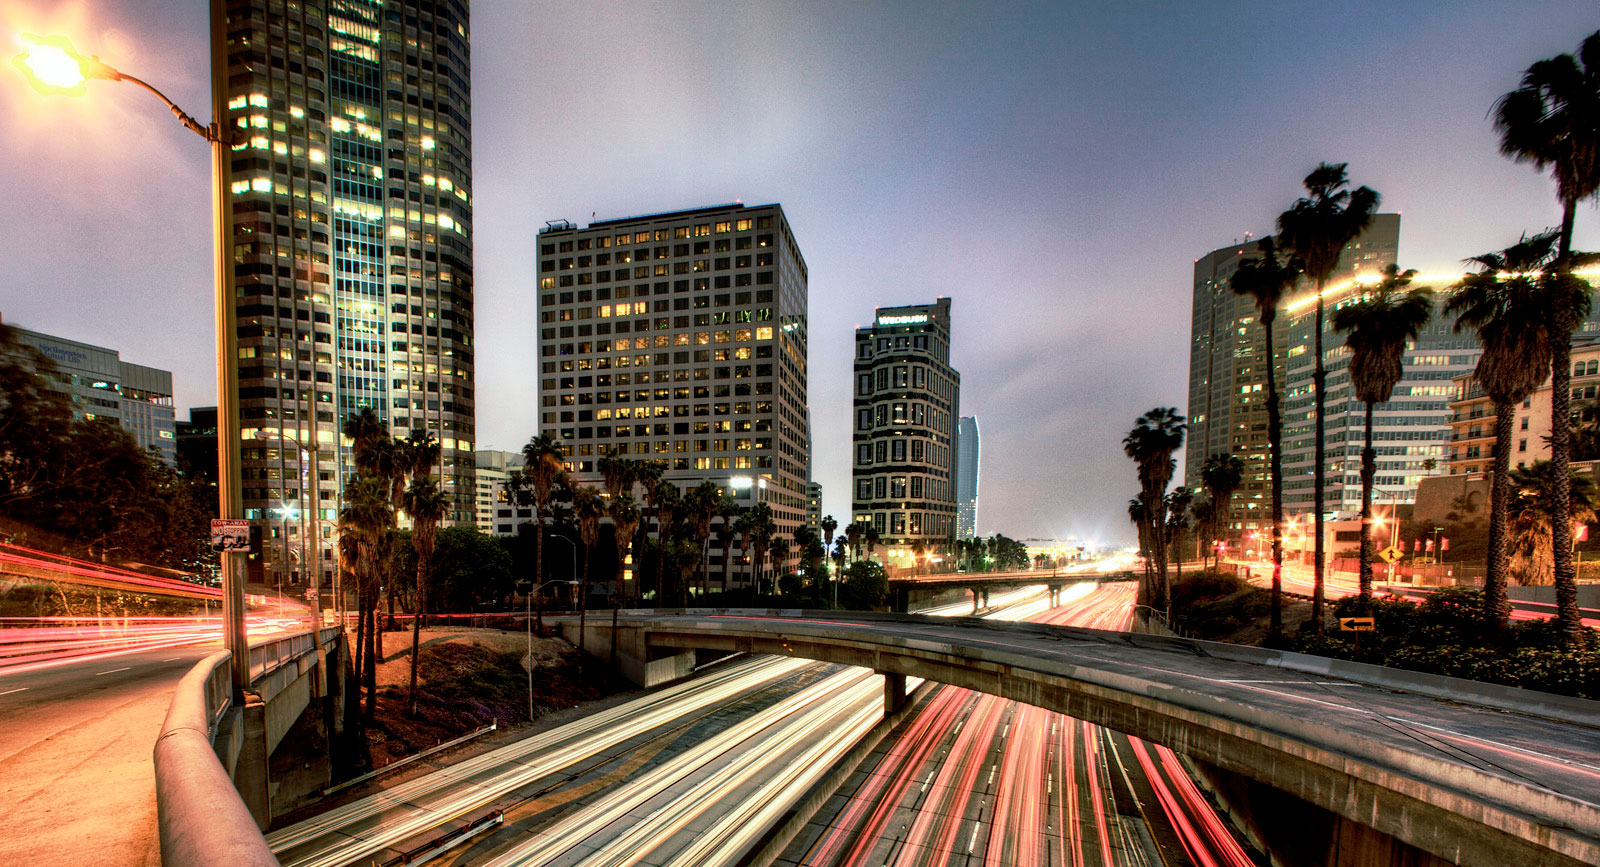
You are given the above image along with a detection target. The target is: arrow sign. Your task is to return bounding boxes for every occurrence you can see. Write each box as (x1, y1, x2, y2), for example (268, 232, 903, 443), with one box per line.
(1378, 545, 1404, 564)
(1339, 616, 1375, 632)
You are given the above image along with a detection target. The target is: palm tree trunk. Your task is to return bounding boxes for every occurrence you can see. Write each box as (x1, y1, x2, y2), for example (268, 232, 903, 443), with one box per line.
(1486, 400, 1515, 632)
(1359, 401, 1376, 608)
(1311, 285, 1327, 634)
(1551, 304, 1581, 644)
(362, 602, 377, 720)
(532, 523, 544, 635)
(1265, 316, 1285, 641)
(407, 553, 424, 717)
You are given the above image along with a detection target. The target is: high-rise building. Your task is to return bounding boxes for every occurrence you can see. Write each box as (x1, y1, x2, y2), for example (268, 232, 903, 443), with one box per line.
(955, 415, 980, 540)
(222, 0, 476, 587)
(534, 203, 810, 584)
(475, 449, 531, 536)
(805, 481, 823, 532)
(851, 299, 961, 561)
(1186, 216, 1405, 536)
(177, 406, 219, 489)
(5, 325, 177, 464)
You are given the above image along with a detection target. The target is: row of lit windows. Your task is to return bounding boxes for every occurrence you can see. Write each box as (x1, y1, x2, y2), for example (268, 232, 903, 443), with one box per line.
(855, 475, 953, 502)
(544, 247, 774, 269)
(540, 217, 774, 254)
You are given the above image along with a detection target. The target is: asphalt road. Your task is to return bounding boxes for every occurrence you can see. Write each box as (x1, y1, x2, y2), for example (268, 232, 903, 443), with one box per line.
(0, 641, 218, 866)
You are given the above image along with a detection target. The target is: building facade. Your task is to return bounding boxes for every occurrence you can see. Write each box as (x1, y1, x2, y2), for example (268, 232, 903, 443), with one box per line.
(475, 449, 531, 536)
(851, 299, 961, 559)
(1448, 338, 1600, 477)
(805, 481, 823, 532)
(222, 0, 476, 587)
(7, 326, 177, 464)
(955, 415, 980, 540)
(534, 203, 809, 584)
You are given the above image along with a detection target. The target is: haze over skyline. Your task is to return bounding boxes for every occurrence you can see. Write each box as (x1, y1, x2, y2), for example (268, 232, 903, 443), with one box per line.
(3, 1, 1598, 545)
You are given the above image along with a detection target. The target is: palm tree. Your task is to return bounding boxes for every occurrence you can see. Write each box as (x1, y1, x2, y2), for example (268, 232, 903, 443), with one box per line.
(770, 536, 792, 595)
(1332, 265, 1433, 611)
(1122, 407, 1185, 610)
(821, 515, 838, 556)
(521, 434, 567, 634)
(1508, 461, 1598, 587)
(651, 481, 681, 602)
(1446, 233, 1558, 631)
(1276, 161, 1381, 631)
(746, 503, 776, 596)
(1198, 453, 1244, 565)
(1128, 497, 1151, 584)
(844, 521, 864, 562)
(1164, 486, 1194, 585)
(683, 481, 722, 605)
(597, 446, 635, 500)
(337, 475, 389, 721)
(715, 498, 741, 596)
(570, 484, 604, 665)
(1230, 235, 1302, 640)
(863, 525, 881, 563)
(402, 475, 449, 717)
(607, 492, 640, 663)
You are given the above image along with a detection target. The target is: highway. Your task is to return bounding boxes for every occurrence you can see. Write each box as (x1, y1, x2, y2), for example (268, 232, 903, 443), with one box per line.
(271, 584, 1258, 866)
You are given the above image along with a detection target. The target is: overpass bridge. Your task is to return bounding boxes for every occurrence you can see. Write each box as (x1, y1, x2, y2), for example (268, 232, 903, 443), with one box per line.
(889, 567, 1128, 610)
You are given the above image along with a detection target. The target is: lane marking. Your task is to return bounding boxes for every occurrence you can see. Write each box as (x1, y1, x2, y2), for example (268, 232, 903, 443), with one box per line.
(0, 687, 28, 696)
(162, 657, 182, 662)
(96, 667, 132, 676)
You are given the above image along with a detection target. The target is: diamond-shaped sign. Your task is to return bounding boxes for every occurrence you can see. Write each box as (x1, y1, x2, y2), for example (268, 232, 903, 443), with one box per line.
(1378, 545, 1404, 564)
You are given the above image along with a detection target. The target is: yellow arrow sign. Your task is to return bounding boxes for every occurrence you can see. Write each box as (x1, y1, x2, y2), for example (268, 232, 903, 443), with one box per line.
(1378, 546, 1404, 564)
(1339, 616, 1376, 632)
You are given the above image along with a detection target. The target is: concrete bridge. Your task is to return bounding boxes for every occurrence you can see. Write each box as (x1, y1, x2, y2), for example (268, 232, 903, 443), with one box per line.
(573, 608, 1600, 867)
(888, 568, 1124, 611)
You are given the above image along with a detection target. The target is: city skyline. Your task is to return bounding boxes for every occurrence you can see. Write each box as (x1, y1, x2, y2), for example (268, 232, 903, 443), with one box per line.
(4, 1, 1600, 544)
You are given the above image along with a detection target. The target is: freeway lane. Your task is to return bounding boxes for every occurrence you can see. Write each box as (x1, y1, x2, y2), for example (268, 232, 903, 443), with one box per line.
(0, 641, 219, 866)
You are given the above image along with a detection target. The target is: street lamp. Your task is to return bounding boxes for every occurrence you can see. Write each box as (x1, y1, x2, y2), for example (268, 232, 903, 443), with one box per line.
(15, 9, 251, 696)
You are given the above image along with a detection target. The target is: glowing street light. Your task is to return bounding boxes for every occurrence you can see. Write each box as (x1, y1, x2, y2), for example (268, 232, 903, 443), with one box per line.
(14, 7, 251, 698)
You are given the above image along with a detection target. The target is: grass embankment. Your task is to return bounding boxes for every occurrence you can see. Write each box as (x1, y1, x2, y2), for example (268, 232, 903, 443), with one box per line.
(364, 627, 629, 767)
(1168, 571, 1600, 699)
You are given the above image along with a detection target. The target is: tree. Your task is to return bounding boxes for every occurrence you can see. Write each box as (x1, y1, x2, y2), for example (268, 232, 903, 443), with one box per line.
(821, 515, 838, 554)
(844, 521, 864, 562)
(1508, 461, 1597, 587)
(1198, 453, 1244, 565)
(1332, 265, 1433, 610)
(1446, 233, 1559, 631)
(683, 481, 722, 605)
(521, 435, 567, 633)
(1230, 235, 1302, 640)
(402, 475, 449, 716)
(745, 503, 776, 595)
(337, 475, 388, 721)
(1164, 487, 1194, 584)
(607, 492, 641, 663)
(570, 484, 604, 666)
(840, 560, 889, 610)
(650, 480, 682, 603)
(1276, 161, 1381, 632)
(426, 527, 514, 612)
(769, 536, 792, 594)
(597, 446, 635, 499)
(1122, 407, 1185, 610)
(716, 497, 742, 595)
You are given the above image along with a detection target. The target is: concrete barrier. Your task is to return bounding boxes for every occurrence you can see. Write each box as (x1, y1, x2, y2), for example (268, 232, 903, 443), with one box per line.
(152, 651, 279, 867)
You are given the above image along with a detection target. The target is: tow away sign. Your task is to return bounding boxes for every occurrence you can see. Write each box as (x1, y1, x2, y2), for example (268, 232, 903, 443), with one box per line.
(1339, 616, 1376, 632)
(210, 519, 251, 552)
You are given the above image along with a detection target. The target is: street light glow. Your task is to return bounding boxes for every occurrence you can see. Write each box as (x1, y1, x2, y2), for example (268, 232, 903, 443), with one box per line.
(13, 33, 94, 96)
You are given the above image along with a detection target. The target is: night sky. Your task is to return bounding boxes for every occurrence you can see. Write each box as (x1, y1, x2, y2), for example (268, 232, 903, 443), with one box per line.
(3, 1, 1597, 546)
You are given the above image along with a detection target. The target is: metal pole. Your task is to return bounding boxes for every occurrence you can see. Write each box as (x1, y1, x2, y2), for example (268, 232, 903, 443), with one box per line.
(211, 0, 248, 698)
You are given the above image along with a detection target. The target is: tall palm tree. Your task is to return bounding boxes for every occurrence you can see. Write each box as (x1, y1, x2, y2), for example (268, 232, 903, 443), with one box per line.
(1128, 497, 1151, 584)
(1508, 461, 1598, 587)
(1332, 265, 1433, 610)
(1230, 235, 1302, 640)
(844, 521, 864, 562)
(770, 536, 792, 594)
(632, 460, 666, 602)
(1122, 407, 1185, 609)
(683, 481, 722, 604)
(746, 503, 776, 596)
(1164, 486, 1194, 585)
(337, 475, 389, 721)
(821, 515, 838, 556)
(1446, 234, 1558, 631)
(715, 498, 741, 596)
(570, 484, 604, 665)
(651, 481, 681, 602)
(597, 446, 635, 500)
(607, 492, 641, 663)
(521, 434, 567, 634)
(1276, 162, 1381, 631)
(402, 475, 448, 717)
(864, 525, 881, 563)
(729, 508, 752, 593)
(1199, 452, 1244, 565)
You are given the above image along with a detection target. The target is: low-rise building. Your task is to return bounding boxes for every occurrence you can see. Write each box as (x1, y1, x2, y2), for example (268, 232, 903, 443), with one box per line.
(476, 449, 532, 536)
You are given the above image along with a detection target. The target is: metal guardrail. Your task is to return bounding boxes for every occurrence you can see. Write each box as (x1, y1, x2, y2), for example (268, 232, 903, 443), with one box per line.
(154, 627, 340, 867)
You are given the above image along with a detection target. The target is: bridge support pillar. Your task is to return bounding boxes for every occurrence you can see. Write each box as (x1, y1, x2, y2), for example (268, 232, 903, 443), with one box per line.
(232, 692, 271, 830)
(981, 589, 989, 608)
(1049, 584, 1059, 606)
(971, 588, 980, 614)
(882, 671, 906, 714)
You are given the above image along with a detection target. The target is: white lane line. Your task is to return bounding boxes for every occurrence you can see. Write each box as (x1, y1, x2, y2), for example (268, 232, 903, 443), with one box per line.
(0, 687, 28, 696)
(162, 657, 182, 662)
(96, 667, 132, 676)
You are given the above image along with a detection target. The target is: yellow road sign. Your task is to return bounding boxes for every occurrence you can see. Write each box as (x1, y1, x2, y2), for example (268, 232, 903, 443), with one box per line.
(1339, 616, 1376, 632)
(1378, 545, 1404, 564)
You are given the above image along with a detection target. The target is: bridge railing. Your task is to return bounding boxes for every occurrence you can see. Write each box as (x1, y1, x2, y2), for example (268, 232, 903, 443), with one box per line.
(154, 627, 340, 867)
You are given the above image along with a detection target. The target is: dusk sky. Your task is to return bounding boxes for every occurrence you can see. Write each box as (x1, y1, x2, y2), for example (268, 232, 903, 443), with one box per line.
(3, 2, 1598, 546)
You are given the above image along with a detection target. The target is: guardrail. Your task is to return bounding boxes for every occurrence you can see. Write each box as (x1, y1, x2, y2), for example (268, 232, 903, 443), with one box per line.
(154, 627, 340, 867)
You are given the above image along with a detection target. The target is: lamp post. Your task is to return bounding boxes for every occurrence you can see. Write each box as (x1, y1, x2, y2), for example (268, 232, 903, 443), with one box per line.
(14, 10, 249, 697)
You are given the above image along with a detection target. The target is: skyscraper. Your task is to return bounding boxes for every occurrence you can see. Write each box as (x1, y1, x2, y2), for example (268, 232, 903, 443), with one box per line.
(534, 203, 810, 584)
(955, 416, 979, 540)
(852, 299, 961, 561)
(224, 0, 476, 588)
(1185, 216, 1401, 537)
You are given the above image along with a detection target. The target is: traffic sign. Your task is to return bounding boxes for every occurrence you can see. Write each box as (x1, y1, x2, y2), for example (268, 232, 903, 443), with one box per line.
(210, 519, 251, 552)
(1339, 616, 1376, 632)
(1378, 545, 1404, 564)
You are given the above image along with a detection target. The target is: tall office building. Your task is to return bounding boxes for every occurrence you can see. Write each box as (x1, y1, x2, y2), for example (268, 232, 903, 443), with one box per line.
(5, 325, 177, 464)
(223, 0, 476, 587)
(805, 482, 823, 532)
(475, 449, 530, 536)
(955, 415, 979, 539)
(534, 203, 810, 584)
(1186, 216, 1402, 535)
(851, 299, 961, 560)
